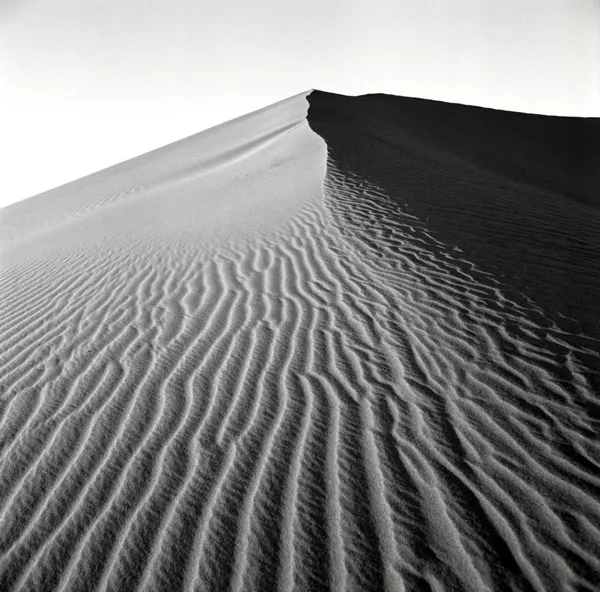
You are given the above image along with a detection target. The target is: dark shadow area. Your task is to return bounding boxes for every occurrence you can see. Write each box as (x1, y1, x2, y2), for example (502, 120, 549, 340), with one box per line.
(307, 90, 600, 338)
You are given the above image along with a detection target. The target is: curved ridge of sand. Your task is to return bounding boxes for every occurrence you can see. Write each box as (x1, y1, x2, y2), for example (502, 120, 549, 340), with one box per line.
(0, 90, 599, 591)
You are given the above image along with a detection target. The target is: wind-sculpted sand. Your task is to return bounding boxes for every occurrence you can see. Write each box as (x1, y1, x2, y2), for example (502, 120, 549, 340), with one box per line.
(0, 90, 599, 591)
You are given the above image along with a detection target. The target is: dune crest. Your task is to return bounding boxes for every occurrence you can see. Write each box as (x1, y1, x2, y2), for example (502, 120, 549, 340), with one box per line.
(0, 90, 599, 591)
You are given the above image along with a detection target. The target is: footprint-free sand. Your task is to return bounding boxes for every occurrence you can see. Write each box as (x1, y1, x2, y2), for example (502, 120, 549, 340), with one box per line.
(1, 90, 599, 591)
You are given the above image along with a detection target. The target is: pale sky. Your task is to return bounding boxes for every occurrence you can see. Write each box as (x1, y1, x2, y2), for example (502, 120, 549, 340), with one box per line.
(1, 0, 599, 208)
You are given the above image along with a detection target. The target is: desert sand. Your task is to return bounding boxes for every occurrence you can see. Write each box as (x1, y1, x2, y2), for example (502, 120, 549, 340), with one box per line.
(0, 90, 599, 591)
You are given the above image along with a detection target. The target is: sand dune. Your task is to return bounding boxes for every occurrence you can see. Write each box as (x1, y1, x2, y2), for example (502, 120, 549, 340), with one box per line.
(1, 90, 599, 591)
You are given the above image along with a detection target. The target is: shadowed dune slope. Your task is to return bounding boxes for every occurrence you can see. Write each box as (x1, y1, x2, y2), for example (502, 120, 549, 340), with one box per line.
(307, 90, 600, 336)
(0, 90, 599, 592)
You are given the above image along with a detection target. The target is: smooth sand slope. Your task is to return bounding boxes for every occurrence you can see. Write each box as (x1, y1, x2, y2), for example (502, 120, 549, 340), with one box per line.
(0, 90, 599, 592)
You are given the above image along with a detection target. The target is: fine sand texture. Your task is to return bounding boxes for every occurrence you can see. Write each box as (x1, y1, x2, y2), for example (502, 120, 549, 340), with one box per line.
(0, 90, 599, 591)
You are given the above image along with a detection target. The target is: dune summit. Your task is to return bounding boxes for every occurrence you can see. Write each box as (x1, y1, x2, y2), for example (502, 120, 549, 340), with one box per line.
(0, 90, 599, 592)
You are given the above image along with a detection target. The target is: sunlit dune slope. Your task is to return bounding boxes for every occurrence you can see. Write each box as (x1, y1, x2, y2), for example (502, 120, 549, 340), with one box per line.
(0, 91, 324, 251)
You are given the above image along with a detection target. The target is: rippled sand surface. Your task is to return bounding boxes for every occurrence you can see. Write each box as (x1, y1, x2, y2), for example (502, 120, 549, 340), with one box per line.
(0, 90, 599, 591)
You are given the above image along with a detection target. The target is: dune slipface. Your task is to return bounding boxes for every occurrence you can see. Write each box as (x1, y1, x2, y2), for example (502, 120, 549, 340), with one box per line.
(0, 90, 599, 592)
